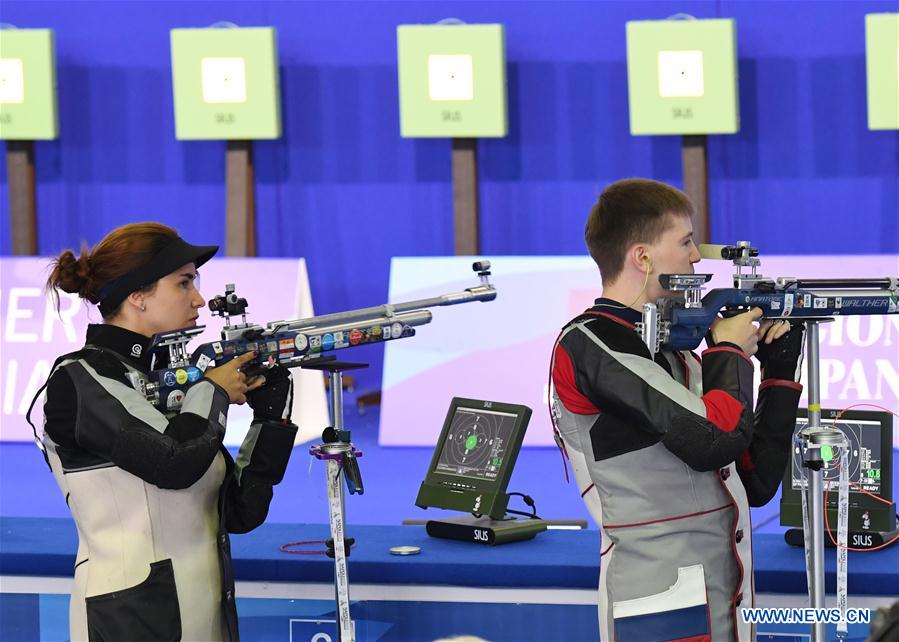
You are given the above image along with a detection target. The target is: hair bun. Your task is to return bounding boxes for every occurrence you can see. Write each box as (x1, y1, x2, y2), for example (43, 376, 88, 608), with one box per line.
(50, 247, 95, 300)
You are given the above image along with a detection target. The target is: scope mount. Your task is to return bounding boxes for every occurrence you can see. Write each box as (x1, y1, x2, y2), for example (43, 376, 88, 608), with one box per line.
(208, 284, 259, 340)
(472, 260, 492, 285)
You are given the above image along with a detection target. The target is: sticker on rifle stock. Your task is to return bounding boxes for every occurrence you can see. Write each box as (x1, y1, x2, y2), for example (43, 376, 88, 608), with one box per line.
(321, 333, 335, 351)
(279, 338, 294, 352)
(391, 322, 403, 338)
(163, 371, 177, 387)
(814, 297, 827, 309)
(196, 354, 212, 372)
(382, 325, 392, 339)
(802, 294, 812, 308)
(294, 334, 308, 351)
(349, 329, 362, 345)
(770, 300, 781, 311)
(783, 293, 794, 316)
(212, 342, 223, 355)
(835, 297, 843, 309)
(167, 389, 184, 410)
(187, 367, 201, 383)
(175, 369, 189, 385)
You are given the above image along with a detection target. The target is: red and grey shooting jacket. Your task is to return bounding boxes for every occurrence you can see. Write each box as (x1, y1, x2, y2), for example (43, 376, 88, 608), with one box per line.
(550, 300, 802, 642)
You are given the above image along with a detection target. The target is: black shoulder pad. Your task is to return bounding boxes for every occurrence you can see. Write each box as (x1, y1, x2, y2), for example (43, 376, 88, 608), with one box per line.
(79, 349, 131, 384)
(580, 315, 651, 359)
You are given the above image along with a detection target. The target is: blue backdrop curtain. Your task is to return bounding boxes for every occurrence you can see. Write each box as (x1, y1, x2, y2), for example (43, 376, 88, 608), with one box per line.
(1, 0, 897, 388)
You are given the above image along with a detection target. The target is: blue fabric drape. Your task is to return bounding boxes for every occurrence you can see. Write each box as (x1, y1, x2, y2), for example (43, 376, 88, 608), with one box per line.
(2, 0, 897, 388)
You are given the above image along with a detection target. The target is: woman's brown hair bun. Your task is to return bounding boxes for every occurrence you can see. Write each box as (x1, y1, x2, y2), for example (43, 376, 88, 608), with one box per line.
(45, 223, 179, 317)
(47, 245, 96, 306)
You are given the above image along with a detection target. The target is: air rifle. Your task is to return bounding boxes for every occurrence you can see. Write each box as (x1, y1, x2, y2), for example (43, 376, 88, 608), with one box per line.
(138, 261, 496, 410)
(637, 242, 899, 356)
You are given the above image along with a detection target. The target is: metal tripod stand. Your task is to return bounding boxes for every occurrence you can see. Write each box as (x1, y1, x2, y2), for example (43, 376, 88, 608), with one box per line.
(796, 320, 848, 642)
(304, 358, 367, 642)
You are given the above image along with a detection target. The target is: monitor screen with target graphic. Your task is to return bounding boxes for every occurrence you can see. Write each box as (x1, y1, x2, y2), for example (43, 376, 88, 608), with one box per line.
(416, 397, 532, 520)
(780, 408, 895, 534)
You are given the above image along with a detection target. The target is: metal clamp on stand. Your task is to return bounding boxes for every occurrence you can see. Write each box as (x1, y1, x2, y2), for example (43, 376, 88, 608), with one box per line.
(797, 426, 848, 641)
(303, 357, 368, 642)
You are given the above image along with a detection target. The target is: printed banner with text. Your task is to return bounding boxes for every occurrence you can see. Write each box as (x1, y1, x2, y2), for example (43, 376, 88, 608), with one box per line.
(1, 257, 329, 446)
(380, 255, 899, 449)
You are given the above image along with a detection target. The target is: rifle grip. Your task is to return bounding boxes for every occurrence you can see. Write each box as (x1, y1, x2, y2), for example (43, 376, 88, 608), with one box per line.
(241, 354, 276, 378)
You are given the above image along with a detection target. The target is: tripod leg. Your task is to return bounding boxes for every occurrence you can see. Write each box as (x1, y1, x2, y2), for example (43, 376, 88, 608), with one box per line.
(326, 458, 355, 642)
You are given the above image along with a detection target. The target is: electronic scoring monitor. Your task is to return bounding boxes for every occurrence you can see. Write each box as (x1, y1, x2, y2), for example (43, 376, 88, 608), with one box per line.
(780, 408, 896, 534)
(415, 397, 532, 521)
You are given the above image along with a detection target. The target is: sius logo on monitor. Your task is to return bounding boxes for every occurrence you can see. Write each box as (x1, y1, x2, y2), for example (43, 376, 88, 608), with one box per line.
(851, 534, 873, 547)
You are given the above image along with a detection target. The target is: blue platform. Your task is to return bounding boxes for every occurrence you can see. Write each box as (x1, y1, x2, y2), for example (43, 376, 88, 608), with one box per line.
(1, 398, 896, 641)
(1, 517, 897, 596)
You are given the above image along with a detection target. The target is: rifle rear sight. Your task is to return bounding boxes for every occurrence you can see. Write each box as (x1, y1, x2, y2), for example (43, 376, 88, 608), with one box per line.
(208, 284, 249, 318)
(473, 260, 492, 286)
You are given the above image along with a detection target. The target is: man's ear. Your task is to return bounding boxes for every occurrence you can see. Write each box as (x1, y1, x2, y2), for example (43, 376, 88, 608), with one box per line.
(628, 245, 651, 273)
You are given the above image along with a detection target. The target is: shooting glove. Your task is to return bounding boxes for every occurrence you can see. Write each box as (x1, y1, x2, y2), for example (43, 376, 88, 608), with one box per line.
(247, 365, 294, 423)
(755, 322, 805, 381)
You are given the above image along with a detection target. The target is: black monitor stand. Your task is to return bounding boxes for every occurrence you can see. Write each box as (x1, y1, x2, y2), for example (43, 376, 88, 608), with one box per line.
(426, 513, 547, 546)
(415, 397, 546, 545)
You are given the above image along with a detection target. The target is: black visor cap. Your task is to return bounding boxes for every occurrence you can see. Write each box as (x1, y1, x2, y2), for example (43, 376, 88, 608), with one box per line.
(97, 237, 219, 316)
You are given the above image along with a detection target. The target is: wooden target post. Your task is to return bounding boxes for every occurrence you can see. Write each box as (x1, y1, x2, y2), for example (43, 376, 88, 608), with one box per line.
(626, 18, 740, 245)
(397, 22, 508, 256)
(171, 26, 281, 257)
(0, 28, 58, 255)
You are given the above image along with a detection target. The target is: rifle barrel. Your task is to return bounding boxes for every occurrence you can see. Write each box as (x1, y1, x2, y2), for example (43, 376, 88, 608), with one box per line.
(276, 285, 496, 331)
(284, 310, 433, 336)
(785, 278, 897, 290)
